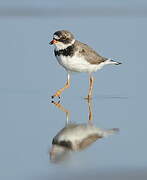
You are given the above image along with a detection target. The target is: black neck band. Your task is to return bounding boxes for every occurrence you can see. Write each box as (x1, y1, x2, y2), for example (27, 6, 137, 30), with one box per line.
(54, 44, 75, 57)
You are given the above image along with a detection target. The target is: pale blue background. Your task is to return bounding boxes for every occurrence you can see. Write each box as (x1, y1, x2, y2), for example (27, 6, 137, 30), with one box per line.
(0, 0, 147, 179)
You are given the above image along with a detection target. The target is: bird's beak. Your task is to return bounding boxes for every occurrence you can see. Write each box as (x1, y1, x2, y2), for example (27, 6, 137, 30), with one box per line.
(49, 39, 58, 45)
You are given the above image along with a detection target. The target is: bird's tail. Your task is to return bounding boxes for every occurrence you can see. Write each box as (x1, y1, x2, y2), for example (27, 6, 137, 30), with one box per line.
(106, 59, 122, 65)
(102, 128, 119, 137)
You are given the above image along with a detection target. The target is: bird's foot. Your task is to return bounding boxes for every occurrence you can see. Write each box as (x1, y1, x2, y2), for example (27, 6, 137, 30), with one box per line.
(51, 95, 61, 99)
(51, 91, 62, 99)
(51, 100, 61, 105)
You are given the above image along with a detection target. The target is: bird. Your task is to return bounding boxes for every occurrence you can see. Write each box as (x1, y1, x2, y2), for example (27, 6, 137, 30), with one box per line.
(49, 30, 122, 99)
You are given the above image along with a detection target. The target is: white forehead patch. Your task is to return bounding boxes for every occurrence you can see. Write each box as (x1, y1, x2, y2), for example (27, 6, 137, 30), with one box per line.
(53, 34, 60, 40)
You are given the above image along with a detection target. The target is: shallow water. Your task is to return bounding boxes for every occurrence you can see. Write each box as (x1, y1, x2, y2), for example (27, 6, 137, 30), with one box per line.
(0, 1, 147, 179)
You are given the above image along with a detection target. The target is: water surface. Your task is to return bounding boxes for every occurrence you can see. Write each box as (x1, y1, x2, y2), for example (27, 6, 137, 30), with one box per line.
(0, 1, 147, 179)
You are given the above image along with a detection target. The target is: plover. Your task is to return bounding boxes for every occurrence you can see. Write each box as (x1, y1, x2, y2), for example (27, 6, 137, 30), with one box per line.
(50, 100, 119, 163)
(50, 30, 122, 99)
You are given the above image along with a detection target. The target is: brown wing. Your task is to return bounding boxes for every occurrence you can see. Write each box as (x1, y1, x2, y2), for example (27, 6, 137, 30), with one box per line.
(75, 40, 107, 64)
(78, 134, 102, 150)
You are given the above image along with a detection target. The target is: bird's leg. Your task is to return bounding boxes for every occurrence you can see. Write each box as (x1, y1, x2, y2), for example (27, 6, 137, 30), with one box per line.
(84, 98, 93, 125)
(52, 73, 70, 98)
(85, 75, 94, 100)
(87, 99, 93, 125)
(51, 101, 70, 125)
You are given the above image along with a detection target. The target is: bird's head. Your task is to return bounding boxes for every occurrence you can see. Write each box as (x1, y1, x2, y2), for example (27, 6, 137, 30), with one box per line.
(49, 30, 75, 50)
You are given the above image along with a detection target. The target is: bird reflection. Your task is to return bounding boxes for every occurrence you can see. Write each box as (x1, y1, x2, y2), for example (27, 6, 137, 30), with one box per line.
(50, 100, 119, 163)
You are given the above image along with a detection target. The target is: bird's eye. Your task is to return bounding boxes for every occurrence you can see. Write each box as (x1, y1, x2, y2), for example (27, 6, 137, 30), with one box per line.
(62, 36, 66, 40)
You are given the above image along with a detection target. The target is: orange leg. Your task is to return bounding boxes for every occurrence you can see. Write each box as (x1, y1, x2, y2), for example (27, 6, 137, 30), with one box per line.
(52, 73, 70, 98)
(51, 101, 70, 125)
(87, 99, 93, 125)
(85, 76, 94, 100)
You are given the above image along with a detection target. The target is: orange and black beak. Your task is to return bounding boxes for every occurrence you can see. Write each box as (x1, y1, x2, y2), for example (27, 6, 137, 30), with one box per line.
(49, 39, 58, 45)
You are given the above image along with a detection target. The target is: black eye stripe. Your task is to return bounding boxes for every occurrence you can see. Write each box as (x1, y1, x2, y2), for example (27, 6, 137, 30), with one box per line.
(53, 37, 67, 43)
(53, 37, 60, 41)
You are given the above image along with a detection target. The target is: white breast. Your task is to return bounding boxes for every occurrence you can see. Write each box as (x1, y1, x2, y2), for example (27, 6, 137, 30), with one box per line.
(56, 53, 105, 73)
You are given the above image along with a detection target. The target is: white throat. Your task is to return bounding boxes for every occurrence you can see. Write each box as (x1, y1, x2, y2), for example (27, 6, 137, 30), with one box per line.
(54, 39, 75, 50)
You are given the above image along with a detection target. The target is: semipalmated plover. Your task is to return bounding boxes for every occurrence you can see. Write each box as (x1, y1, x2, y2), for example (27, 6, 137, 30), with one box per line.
(50, 30, 122, 99)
